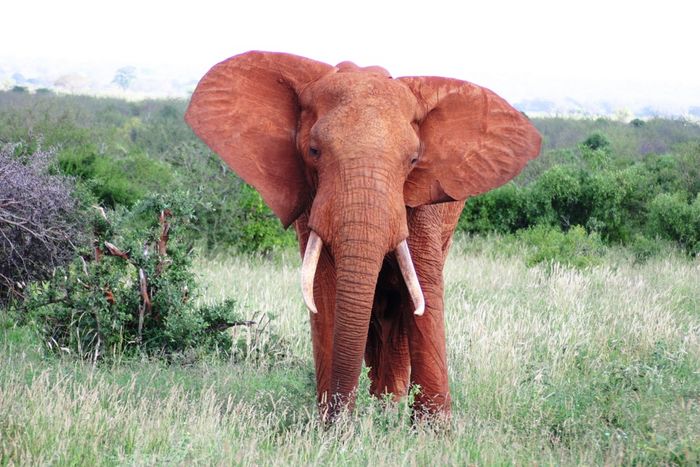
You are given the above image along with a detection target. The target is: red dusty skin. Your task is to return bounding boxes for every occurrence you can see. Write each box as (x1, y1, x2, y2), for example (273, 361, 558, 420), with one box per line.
(184, 51, 543, 421)
(302, 235, 425, 317)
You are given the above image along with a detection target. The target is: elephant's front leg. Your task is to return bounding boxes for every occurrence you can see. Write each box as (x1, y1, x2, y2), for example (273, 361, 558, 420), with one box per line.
(405, 205, 459, 418)
(406, 277, 449, 417)
(295, 216, 336, 414)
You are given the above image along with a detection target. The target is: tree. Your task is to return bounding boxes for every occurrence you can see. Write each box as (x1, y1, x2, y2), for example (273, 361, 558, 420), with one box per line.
(112, 66, 137, 90)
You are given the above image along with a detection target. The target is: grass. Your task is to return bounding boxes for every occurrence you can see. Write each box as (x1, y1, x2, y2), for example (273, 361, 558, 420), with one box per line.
(2, 236, 699, 465)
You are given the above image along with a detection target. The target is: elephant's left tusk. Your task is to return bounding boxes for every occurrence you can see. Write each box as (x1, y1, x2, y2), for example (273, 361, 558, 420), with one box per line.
(301, 231, 323, 314)
(395, 240, 425, 316)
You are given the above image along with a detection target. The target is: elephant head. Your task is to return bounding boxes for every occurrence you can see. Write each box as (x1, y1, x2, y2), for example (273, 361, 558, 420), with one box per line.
(186, 51, 541, 418)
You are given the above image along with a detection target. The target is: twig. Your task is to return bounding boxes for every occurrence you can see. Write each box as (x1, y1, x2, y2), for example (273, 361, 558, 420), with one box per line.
(104, 241, 130, 260)
(205, 320, 256, 333)
(137, 268, 151, 342)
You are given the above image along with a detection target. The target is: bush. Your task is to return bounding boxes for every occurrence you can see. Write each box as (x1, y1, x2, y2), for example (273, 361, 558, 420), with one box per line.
(648, 192, 700, 255)
(674, 142, 700, 197)
(232, 185, 296, 254)
(0, 144, 86, 304)
(23, 193, 246, 359)
(458, 130, 700, 258)
(3, 91, 698, 259)
(58, 145, 173, 208)
(518, 225, 606, 269)
(581, 167, 650, 243)
(459, 183, 527, 235)
(526, 165, 587, 229)
(581, 133, 611, 151)
(628, 233, 666, 263)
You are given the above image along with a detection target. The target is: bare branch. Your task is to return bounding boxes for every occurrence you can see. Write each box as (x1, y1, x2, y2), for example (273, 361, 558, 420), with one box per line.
(0, 144, 86, 303)
(104, 241, 130, 260)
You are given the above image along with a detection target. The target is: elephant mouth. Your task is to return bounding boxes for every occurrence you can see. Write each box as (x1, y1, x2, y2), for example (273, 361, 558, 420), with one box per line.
(300, 230, 425, 316)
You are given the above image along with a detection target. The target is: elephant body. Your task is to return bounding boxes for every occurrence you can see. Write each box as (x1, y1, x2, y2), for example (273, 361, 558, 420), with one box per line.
(185, 51, 541, 421)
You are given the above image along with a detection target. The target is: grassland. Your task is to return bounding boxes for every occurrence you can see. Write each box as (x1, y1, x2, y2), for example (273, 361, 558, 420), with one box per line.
(1, 238, 699, 465)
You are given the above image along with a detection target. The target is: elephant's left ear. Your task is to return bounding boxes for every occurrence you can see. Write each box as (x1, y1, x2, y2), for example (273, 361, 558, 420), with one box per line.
(399, 76, 541, 207)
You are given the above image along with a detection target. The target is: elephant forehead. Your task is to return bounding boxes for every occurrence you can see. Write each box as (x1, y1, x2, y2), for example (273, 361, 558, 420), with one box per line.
(301, 73, 417, 116)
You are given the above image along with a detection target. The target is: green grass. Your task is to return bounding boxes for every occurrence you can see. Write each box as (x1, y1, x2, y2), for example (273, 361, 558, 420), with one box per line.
(2, 237, 699, 465)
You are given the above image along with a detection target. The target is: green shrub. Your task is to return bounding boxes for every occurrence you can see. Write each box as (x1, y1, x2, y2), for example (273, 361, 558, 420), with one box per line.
(518, 225, 606, 269)
(233, 185, 296, 254)
(582, 167, 650, 243)
(648, 192, 700, 255)
(23, 193, 244, 359)
(459, 183, 527, 234)
(525, 165, 587, 229)
(161, 141, 294, 254)
(3, 91, 699, 259)
(628, 233, 665, 263)
(641, 153, 687, 195)
(581, 133, 611, 151)
(674, 142, 700, 197)
(58, 146, 173, 207)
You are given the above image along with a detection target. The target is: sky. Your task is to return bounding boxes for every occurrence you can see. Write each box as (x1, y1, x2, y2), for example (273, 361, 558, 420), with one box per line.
(2, 0, 699, 111)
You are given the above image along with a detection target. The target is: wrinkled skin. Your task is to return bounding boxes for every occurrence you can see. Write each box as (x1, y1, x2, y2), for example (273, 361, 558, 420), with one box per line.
(186, 51, 541, 421)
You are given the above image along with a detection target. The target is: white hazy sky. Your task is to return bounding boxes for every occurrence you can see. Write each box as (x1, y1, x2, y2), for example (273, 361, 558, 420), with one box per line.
(2, 0, 699, 106)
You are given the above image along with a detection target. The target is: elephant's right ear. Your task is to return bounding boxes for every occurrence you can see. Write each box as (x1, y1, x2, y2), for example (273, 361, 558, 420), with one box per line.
(185, 51, 334, 227)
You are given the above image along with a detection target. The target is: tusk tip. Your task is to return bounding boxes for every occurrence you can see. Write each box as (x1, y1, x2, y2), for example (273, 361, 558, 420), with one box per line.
(304, 299, 318, 314)
(414, 304, 425, 316)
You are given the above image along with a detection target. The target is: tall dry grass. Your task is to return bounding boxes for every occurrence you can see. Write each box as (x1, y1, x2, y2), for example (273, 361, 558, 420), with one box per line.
(1, 237, 699, 465)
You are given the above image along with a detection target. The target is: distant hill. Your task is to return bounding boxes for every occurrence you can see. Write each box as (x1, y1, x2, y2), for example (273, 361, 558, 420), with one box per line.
(1, 57, 698, 120)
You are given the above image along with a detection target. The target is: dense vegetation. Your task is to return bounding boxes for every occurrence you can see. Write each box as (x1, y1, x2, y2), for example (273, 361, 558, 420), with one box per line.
(462, 126, 700, 256)
(2, 89, 700, 260)
(0, 90, 294, 255)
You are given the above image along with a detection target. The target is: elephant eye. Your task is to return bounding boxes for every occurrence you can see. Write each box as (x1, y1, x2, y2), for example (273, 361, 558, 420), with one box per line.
(309, 146, 321, 158)
(410, 153, 419, 165)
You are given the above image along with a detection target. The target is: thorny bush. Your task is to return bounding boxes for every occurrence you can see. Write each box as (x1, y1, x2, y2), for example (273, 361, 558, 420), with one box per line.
(23, 193, 255, 360)
(0, 144, 85, 304)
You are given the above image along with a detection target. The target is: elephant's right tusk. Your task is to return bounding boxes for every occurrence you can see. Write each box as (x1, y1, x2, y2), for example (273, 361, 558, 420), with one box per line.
(395, 240, 425, 316)
(301, 230, 323, 314)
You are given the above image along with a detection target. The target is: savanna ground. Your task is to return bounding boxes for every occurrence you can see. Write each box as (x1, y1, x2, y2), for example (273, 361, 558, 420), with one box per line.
(2, 237, 699, 465)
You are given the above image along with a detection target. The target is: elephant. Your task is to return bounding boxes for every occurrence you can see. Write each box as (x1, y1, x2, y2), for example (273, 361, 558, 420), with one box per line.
(185, 51, 541, 422)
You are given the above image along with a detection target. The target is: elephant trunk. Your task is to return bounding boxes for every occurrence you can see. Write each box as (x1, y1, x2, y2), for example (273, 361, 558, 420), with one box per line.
(327, 229, 386, 419)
